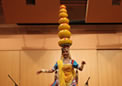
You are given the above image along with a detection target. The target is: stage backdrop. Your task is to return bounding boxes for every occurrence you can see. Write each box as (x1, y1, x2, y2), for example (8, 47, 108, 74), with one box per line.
(2, 0, 59, 23)
(0, 50, 122, 86)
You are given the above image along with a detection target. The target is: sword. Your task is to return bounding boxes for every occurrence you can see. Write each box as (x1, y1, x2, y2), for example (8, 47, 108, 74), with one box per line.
(8, 74, 18, 86)
(85, 77, 90, 86)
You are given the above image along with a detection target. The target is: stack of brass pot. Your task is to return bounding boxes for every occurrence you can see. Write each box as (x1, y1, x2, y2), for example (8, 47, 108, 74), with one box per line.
(58, 5, 72, 47)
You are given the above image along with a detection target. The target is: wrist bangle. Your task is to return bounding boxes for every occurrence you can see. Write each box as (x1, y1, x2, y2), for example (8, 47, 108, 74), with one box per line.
(42, 69, 46, 72)
(42, 69, 48, 73)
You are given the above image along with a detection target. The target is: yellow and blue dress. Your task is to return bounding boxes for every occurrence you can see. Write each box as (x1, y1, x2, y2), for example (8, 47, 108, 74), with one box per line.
(51, 59, 79, 86)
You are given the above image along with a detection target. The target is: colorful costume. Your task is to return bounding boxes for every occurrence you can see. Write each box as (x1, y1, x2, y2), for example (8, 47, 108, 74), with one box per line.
(51, 4, 80, 86)
(52, 59, 79, 86)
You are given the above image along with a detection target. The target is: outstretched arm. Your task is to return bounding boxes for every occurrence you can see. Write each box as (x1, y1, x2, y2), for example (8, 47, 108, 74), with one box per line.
(37, 69, 55, 74)
(79, 61, 86, 71)
(37, 62, 58, 74)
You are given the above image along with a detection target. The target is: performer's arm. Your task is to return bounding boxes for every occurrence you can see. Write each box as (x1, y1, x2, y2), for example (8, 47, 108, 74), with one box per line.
(79, 61, 86, 71)
(37, 69, 54, 74)
(37, 62, 58, 74)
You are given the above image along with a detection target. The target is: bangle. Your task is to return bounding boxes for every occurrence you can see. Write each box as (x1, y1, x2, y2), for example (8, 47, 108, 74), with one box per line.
(42, 69, 47, 73)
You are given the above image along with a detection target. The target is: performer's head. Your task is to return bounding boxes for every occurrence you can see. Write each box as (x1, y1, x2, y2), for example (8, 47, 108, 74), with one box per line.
(61, 45, 71, 59)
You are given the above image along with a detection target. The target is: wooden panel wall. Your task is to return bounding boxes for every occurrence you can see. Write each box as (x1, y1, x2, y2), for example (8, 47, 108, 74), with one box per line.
(0, 34, 98, 50)
(86, 0, 122, 23)
(2, 0, 59, 23)
(0, 25, 122, 50)
(0, 28, 122, 86)
(98, 50, 122, 86)
(0, 50, 122, 86)
(0, 51, 20, 86)
(0, 32, 122, 50)
(71, 50, 98, 86)
(20, 50, 60, 86)
(20, 50, 97, 86)
(0, 35, 24, 50)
